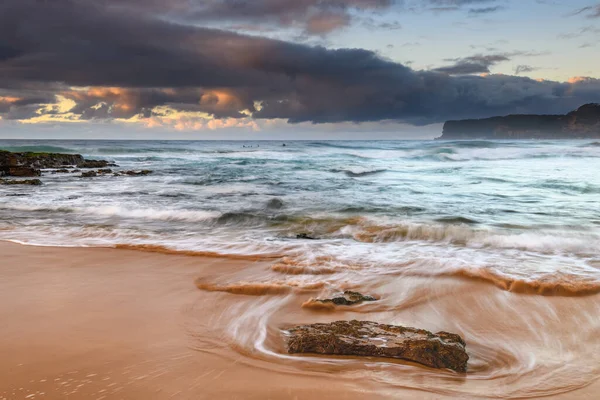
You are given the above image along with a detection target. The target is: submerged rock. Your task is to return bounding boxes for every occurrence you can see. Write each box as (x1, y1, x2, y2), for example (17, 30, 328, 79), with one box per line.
(315, 291, 377, 306)
(0, 178, 43, 186)
(79, 160, 117, 168)
(80, 171, 97, 178)
(266, 198, 285, 210)
(285, 320, 469, 373)
(296, 233, 317, 240)
(79, 169, 152, 178)
(112, 170, 153, 177)
(123, 170, 152, 176)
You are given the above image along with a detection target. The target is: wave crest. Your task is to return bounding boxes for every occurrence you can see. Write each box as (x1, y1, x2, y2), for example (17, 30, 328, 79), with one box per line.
(409, 268, 600, 297)
(330, 168, 388, 177)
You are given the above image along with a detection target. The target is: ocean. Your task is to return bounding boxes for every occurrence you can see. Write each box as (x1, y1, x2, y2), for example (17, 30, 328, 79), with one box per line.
(2, 139, 600, 397)
(1, 139, 599, 294)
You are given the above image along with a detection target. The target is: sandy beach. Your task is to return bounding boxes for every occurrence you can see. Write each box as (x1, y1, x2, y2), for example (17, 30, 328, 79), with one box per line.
(1, 241, 599, 399)
(0, 242, 374, 400)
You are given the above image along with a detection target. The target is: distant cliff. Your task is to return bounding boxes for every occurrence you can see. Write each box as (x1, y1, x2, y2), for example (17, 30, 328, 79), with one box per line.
(438, 104, 600, 140)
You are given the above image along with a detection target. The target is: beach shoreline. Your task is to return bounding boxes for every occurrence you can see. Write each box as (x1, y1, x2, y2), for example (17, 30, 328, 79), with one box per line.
(0, 241, 378, 400)
(1, 240, 599, 399)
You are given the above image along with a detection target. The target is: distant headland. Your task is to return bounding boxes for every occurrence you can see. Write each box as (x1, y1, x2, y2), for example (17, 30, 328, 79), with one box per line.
(437, 103, 600, 140)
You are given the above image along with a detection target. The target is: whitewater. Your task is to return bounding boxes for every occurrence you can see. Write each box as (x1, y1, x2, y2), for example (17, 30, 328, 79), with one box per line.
(1, 139, 599, 292)
(1, 139, 600, 397)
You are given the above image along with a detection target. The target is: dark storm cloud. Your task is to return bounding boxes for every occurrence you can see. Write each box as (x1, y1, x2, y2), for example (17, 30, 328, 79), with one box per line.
(434, 51, 547, 75)
(92, 0, 394, 34)
(1, 0, 599, 126)
(434, 54, 511, 74)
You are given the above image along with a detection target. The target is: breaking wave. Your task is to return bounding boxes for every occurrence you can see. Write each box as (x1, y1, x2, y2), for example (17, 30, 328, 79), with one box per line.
(404, 267, 600, 297)
(330, 168, 388, 177)
(2, 201, 598, 255)
(582, 141, 600, 147)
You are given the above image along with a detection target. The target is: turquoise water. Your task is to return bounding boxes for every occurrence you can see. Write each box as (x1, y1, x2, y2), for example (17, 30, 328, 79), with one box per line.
(1, 139, 600, 291)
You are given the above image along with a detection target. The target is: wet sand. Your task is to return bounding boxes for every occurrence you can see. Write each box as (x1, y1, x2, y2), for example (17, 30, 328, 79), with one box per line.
(0, 241, 599, 399)
(0, 242, 374, 399)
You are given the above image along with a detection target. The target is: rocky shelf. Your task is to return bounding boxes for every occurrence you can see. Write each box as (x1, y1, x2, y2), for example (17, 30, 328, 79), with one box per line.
(0, 150, 117, 177)
(0, 150, 152, 182)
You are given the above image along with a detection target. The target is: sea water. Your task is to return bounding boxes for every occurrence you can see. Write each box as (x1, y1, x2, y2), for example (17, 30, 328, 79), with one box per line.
(1, 139, 600, 293)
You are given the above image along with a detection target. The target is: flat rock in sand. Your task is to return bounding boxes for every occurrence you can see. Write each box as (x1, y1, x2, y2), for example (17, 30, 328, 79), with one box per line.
(284, 320, 469, 372)
(315, 291, 377, 306)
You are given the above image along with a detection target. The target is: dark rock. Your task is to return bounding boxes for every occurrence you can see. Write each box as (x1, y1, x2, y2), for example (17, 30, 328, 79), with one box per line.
(266, 198, 284, 210)
(80, 171, 97, 178)
(296, 233, 317, 240)
(0, 166, 41, 177)
(285, 320, 469, 373)
(0, 178, 43, 186)
(0, 150, 116, 177)
(50, 169, 71, 174)
(315, 291, 377, 306)
(120, 170, 153, 176)
(97, 169, 113, 174)
(79, 160, 116, 168)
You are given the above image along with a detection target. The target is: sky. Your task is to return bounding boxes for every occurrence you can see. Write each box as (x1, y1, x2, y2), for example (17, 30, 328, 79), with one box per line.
(0, 0, 599, 139)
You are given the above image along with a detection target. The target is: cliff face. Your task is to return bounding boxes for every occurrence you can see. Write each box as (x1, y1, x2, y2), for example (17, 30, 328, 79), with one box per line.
(439, 104, 600, 140)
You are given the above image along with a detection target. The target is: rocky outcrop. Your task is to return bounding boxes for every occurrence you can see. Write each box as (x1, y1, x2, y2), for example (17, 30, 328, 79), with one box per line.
(284, 320, 469, 372)
(0, 150, 153, 185)
(438, 103, 600, 140)
(0, 150, 84, 170)
(0, 178, 43, 186)
(0, 150, 116, 177)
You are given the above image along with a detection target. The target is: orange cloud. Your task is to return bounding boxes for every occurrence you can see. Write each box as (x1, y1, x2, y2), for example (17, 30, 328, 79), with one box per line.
(200, 89, 245, 110)
(568, 76, 593, 84)
(0, 96, 21, 104)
